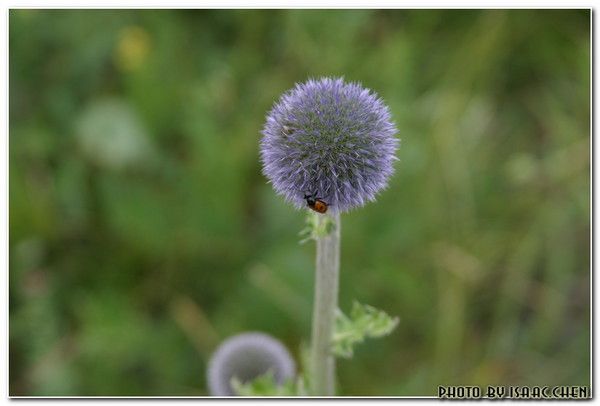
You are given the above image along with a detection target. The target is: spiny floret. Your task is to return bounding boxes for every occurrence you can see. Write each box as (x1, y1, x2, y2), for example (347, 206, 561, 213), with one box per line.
(261, 77, 399, 213)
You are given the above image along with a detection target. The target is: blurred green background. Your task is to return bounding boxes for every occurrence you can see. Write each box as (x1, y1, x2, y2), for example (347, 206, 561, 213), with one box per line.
(9, 9, 590, 396)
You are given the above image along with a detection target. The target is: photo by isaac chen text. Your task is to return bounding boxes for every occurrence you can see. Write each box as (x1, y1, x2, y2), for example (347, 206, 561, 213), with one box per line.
(438, 385, 589, 399)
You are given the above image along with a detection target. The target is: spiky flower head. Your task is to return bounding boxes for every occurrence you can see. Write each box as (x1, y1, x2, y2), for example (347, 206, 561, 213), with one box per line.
(207, 332, 295, 396)
(260, 77, 399, 213)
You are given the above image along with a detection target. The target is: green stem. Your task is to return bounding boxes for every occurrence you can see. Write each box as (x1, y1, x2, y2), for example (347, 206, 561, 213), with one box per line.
(310, 211, 340, 396)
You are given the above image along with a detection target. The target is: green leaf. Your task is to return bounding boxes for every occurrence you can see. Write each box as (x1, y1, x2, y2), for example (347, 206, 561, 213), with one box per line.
(230, 370, 303, 397)
(299, 211, 335, 244)
(332, 301, 400, 359)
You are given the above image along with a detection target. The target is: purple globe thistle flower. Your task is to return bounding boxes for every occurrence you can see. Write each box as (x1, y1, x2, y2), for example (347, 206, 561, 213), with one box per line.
(207, 332, 296, 396)
(260, 77, 399, 213)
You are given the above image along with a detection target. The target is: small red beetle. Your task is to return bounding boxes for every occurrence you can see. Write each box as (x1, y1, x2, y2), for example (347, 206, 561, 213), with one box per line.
(304, 193, 328, 214)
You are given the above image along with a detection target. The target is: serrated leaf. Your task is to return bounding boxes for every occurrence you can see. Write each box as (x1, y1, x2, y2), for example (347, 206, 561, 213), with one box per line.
(332, 301, 399, 359)
(299, 211, 335, 244)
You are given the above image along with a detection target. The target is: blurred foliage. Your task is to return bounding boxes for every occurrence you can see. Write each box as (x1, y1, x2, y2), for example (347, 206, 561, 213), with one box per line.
(9, 9, 590, 396)
(232, 371, 305, 397)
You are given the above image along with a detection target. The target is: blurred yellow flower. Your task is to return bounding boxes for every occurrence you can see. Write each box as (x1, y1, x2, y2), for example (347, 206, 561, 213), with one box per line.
(114, 26, 151, 72)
